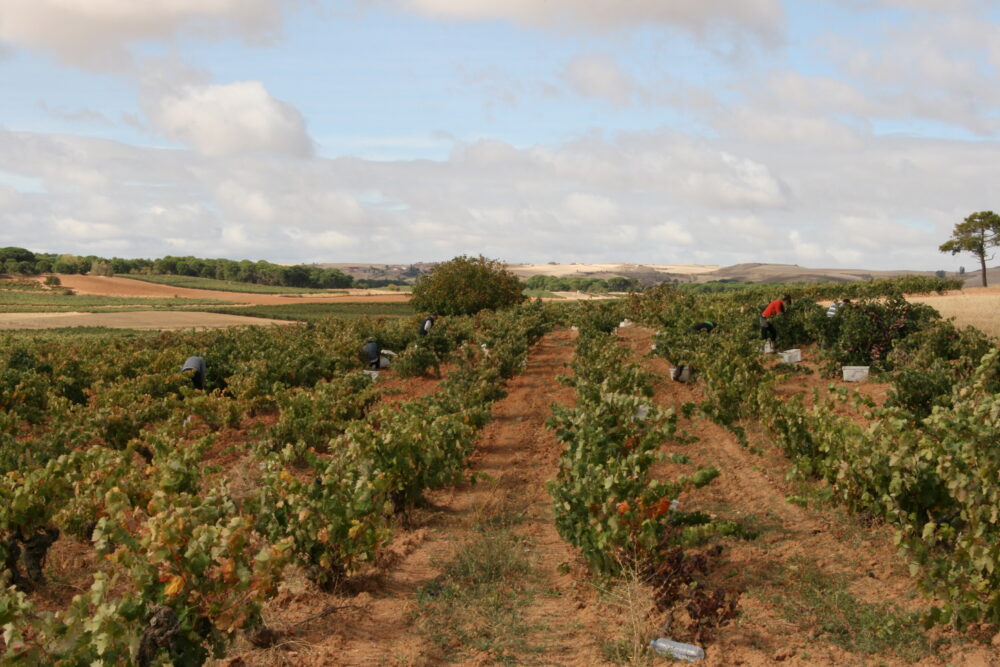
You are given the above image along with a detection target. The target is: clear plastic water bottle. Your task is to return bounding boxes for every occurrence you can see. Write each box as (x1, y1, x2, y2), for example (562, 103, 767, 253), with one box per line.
(650, 638, 705, 662)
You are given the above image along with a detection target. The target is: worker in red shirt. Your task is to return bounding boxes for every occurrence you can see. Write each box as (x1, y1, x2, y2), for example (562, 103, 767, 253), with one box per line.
(760, 295, 791, 344)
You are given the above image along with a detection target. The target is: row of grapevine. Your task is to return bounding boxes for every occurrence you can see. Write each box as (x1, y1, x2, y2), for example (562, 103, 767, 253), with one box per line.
(0, 303, 552, 663)
(757, 344, 1000, 627)
(547, 323, 718, 575)
(631, 277, 1000, 628)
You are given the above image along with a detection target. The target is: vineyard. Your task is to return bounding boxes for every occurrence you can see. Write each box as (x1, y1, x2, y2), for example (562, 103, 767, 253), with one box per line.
(1, 274, 999, 664)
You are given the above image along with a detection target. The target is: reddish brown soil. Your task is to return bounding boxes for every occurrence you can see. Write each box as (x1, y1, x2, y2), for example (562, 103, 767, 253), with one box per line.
(0, 310, 294, 330)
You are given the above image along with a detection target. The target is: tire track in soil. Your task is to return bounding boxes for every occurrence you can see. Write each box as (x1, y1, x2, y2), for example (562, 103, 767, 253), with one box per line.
(224, 328, 612, 666)
(616, 326, 996, 666)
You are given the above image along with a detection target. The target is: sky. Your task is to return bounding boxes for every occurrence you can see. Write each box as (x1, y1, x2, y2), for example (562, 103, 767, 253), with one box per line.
(2, 1, 1000, 270)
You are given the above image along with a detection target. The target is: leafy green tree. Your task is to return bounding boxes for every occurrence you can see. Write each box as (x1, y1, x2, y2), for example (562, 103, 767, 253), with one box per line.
(0, 247, 35, 264)
(939, 211, 1000, 287)
(89, 261, 113, 277)
(411, 255, 525, 316)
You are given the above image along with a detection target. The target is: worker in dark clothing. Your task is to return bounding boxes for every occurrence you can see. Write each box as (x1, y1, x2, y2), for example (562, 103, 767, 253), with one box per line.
(361, 340, 379, 370)
(181, 356, 206, 390)
(419, 314, 435, 337)
(692, 321, 716, 333)
(760, 295, 791, 344)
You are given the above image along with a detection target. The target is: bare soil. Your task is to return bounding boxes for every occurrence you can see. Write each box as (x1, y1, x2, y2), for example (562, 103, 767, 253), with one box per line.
(52, 275, 412, 305)
(0, 310, 294, 330)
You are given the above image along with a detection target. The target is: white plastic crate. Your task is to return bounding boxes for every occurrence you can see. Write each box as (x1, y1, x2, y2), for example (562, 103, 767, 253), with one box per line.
(780, 348, 802, 364)
(842, 366, 869, 382)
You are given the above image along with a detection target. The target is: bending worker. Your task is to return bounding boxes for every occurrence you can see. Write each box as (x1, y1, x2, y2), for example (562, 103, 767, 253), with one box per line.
(760, 295, 791, 344)
(419, 314, 435, 337)
(361, 339, 380, 370)
(181, 356, 206, 390)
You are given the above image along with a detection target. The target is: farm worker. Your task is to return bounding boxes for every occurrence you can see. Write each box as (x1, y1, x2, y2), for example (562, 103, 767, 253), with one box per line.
(181, 356, 206, 390)
(419, 314, 435, 337)
(361, 339, 380, 370)
(692, 321, 716, 333)
(760, 295, 791, 344)
(826, 298, 851, 317)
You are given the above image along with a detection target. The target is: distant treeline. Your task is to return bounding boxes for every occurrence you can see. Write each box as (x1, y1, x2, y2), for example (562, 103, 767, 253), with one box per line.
(524, 274, 641, 293)
(0, 247, 355, 289)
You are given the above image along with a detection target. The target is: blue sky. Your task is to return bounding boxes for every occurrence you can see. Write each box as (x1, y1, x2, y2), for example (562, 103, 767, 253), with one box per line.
(2, 0, 1000, 270)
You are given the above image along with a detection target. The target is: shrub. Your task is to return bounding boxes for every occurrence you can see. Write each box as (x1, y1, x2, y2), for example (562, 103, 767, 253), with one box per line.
(411, 255, 525, 316)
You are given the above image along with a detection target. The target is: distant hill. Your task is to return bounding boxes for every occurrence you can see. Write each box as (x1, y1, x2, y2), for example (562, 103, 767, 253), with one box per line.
(958, 266, 1000, 287)
(318, 263, 435, 283)
(696, 263, 941, 284)
(321, 261, 953, 286)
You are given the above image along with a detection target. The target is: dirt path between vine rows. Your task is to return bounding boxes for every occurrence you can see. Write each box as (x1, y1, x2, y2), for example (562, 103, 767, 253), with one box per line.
(615, 326, 998, 666)
(220, 326, 998, 666)
(223, 328, 616, 666)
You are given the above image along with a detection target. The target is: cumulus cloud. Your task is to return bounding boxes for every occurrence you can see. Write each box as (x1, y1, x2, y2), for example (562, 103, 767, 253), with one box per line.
(391, 0, 784, 42)
(0, 184, 18, 209)
(147, 81, 313, 157)
(563, 192, 620, 223)
(55, 217, 120, 241)
(817, 14, 1000, 135)
(0, 117, 996, 268)
(37, 102, 114, 126)
(0, 0, 300, 70)
(865, 0, 988, 11)
(563, 55, 636, 107)
(648, 222, 695, 246)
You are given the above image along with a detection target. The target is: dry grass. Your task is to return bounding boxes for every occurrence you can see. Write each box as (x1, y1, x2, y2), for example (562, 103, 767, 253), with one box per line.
(908, 288, 1000, 338)
(595, 566, 662, 665)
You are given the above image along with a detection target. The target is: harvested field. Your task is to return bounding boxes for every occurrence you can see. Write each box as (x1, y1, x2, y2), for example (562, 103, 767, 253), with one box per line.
(53, 275, 410, 305)
(908, 286, 1000, 338)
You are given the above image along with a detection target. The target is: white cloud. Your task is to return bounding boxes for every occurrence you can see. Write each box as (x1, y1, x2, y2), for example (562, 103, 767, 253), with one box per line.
(563, 192, 619, 223)
(393, 0, 784, 42)
(867, 0, 988, 11)
(0, 184, 19, 209)
(723, 215, 776, 239)
(54, 217, 120, 240)
(37, 102, 114, 126)
(564, 55, 635, 107)
(648, 222, 694, 246)
(216, 181, 278, 222)
(789, 230, 824, 263)
(1, 121, 997, 269)
(819, 15, 1000, 135)
(148, 81, 313, 157)
(0, 0, 299, 70)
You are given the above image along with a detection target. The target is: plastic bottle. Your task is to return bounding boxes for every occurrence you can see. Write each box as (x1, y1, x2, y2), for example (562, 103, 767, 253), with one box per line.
(649, 638, 705, 662)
